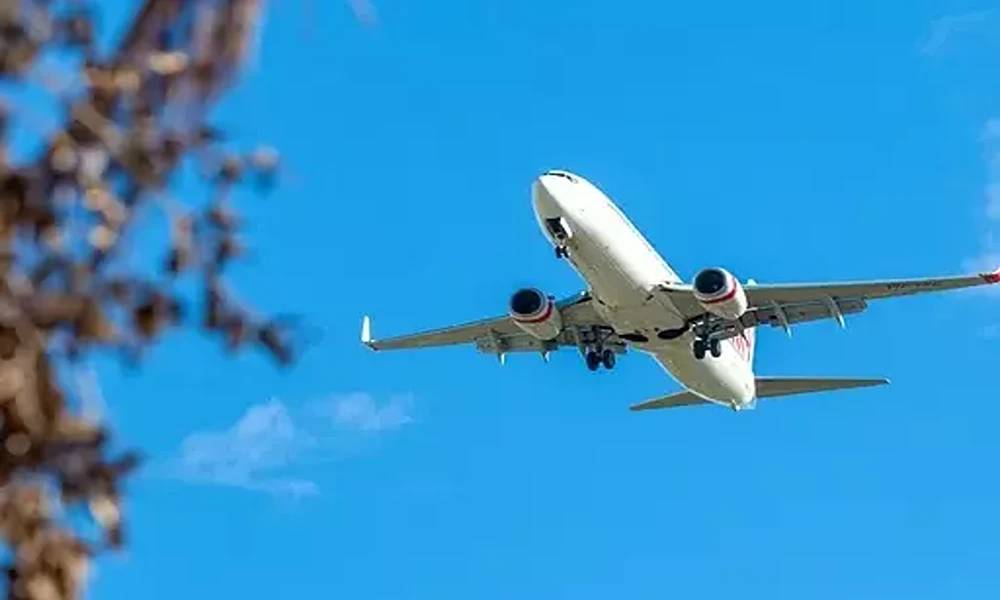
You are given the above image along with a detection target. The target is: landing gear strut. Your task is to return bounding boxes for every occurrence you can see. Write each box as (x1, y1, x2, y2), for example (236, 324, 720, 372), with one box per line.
(585, 347, 616, 371)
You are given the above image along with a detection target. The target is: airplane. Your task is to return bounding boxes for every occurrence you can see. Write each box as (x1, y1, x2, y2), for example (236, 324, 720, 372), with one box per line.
(360, 170, 1000, 413)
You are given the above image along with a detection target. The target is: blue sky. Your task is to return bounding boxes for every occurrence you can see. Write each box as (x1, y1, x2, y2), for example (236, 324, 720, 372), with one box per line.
(59, 1, 1000, 598)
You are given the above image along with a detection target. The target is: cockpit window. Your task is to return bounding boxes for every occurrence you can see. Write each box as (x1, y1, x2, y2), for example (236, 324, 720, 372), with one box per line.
(544, 170, 578, 183)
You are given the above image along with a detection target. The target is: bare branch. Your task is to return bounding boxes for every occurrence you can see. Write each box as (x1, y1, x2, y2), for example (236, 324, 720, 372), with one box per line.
(0, 2, 298, 598)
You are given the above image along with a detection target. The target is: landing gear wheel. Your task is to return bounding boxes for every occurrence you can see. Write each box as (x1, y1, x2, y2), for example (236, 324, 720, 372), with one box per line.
(709, 338, 722, 358)
(555, 246, 568, 259)
(693, 339, 706, 360)
(585, 351, 601, 371)
(601, 348, 616, 370)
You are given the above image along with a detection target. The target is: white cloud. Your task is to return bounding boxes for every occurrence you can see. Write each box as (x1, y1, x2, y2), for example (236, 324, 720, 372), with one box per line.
(314, 392, 414, 432)
(165, 393, 414, 498)
(921, 10, 994, 55)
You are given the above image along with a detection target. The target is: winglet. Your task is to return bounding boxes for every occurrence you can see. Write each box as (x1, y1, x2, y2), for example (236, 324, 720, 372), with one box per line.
(982, 266, 1000, 284)
(361, 315, 375, 350)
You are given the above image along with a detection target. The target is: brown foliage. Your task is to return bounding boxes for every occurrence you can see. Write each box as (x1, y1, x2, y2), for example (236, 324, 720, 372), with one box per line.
(0, 1, 295, 598)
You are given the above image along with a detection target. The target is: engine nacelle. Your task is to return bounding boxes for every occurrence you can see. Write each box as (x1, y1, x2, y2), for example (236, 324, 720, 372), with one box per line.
(508, 287, 564, 340)
(692, 267, 748, 320)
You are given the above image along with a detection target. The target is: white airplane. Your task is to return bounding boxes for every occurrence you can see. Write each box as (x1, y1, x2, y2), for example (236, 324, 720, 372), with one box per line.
(361, 170, 1000, 412)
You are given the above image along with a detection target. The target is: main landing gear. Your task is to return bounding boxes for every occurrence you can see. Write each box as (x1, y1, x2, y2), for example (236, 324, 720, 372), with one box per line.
(690, 314, 723, 360)
(692, 337, 721, 360)
(555, 245, 569, 259)
(585, 347, 616, 371)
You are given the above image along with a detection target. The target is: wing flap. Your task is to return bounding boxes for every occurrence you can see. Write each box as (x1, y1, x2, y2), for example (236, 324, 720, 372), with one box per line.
(629, 390, 709, 412)
(755, 376, 890, 398)
(744, 298, 866, 328)
(660, 297, 868, 342)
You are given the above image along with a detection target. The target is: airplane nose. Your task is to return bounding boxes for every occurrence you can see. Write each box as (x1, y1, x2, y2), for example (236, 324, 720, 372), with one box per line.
(531, 176, 556, 213)
(532, 171, 584, 216)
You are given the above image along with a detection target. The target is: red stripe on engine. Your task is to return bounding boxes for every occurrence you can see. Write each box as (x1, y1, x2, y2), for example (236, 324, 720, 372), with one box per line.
(699, 285, 738, 305)
(512, 300, 554, 324)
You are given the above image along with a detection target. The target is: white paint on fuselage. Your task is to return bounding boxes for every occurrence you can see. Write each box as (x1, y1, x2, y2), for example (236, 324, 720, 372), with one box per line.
(531, 171, 756, 407)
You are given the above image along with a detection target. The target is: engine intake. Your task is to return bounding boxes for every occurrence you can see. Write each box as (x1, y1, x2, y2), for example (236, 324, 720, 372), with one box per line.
(508, 288, 563, 340)
(692, 267, 748, 320)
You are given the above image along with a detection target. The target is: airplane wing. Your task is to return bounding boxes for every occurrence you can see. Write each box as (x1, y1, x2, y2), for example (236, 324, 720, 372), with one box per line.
(361, 291, 622, 357)
(655, 267, 1000, 338)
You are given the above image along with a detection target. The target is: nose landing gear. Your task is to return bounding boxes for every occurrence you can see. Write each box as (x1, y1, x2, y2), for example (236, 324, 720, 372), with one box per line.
(545, 217, 572, 260)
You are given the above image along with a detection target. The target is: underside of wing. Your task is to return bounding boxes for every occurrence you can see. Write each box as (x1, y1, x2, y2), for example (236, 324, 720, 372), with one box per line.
(657, 285, 868, 340)
(742, 268, 1000, 306)
(736, 298, 866, 336)
(654, 266, 1000, 339)
(362, 313, 521, 351)
(362, 291, 621, 355)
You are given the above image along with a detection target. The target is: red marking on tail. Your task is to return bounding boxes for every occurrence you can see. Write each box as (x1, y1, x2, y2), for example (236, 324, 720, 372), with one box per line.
(728, 328, 757, 363)
(983, 267, 1000, 284)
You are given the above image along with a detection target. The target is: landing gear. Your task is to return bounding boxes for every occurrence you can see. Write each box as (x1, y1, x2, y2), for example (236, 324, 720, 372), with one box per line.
(584, 347, 617, 371)
(689, 313, 724, 360)
(545, 217, 572, 256)
(692, 337, 721, 360)
(601, 348, 616, 369)
(578, 326, 619, 372)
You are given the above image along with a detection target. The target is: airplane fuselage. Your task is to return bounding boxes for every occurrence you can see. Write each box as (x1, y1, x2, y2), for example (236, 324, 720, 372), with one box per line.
(362, 170, 998, 410)
(531, 171, 756, 408)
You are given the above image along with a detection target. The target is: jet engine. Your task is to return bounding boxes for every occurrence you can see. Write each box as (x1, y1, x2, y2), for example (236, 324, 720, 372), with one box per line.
(692, 267, 748, 320)
(508, 287, 564, 340)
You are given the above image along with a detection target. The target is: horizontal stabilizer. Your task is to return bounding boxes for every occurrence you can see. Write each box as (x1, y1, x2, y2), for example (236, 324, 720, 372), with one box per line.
(628, 376, 889, 413)
(629, 390, 709, 412)
(755, 376, 889, 398)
